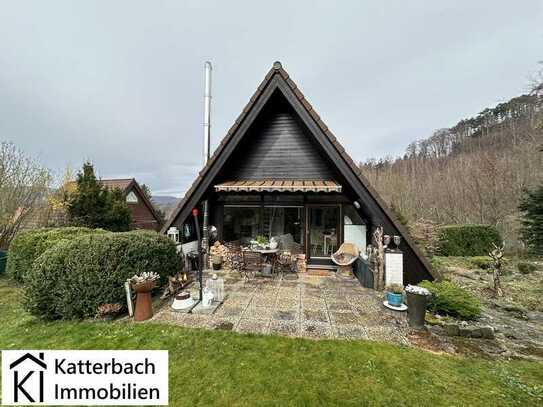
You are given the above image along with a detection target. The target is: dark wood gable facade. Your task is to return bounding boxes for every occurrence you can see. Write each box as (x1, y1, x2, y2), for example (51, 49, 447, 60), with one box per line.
(163, 62, 437, 284)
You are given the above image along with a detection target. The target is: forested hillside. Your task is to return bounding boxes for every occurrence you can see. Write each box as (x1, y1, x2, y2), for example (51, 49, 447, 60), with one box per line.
(360, 78, 543, 249)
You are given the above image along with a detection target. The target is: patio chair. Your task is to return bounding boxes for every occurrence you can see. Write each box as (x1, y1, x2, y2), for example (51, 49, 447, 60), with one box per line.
(241, 251, 261, 281)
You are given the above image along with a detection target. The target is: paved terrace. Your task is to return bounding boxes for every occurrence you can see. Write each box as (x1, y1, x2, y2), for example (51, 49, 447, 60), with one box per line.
(152, 271, 409, 343)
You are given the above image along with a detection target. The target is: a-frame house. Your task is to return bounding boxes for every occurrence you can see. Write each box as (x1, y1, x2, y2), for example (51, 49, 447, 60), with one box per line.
(162, 62, 437, 284)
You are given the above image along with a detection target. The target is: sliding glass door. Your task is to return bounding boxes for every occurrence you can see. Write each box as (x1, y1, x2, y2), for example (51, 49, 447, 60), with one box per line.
(307, 205, 340, 260)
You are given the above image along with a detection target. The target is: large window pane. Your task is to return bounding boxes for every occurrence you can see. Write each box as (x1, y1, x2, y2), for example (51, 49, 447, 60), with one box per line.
(343, 204, 366, 253)
(223, 206, 261, 244)
(263, 207, 303, 246)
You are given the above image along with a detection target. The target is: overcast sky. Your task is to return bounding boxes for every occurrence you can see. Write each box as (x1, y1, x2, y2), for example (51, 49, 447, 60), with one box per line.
(2, 1, 542, 196)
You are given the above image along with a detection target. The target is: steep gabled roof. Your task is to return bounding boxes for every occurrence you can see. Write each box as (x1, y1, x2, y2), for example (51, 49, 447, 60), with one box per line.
(163, 61, 438, 281)
(101, 178, 162, 225)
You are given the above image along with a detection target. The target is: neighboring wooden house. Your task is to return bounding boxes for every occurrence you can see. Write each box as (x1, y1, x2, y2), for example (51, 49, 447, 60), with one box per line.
(162, 62, 437, 283)
(101, 179, 162, 231)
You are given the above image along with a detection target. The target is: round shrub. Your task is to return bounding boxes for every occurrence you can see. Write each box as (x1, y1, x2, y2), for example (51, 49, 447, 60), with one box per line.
(436, 225, 502, 257)
(517, 262, 537, 274)
(7, 227, 106, 283)
(24, 231, 180, 320)
(419, 280, 482, 320)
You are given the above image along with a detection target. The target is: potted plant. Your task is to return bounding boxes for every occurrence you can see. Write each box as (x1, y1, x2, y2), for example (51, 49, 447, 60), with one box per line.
(252, 235, 269, 249)
(130, 272, 160, 321)
(385, 284, 404, 307)
(211, 254, 222, 270)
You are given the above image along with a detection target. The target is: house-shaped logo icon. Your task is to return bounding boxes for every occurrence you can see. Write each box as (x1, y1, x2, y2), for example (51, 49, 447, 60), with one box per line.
(9, 352, 47, 403)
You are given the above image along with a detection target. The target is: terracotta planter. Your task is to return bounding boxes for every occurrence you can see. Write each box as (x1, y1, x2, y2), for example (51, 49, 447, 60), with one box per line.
(132, 280, 156, 321)
(132, 280, 156, 293)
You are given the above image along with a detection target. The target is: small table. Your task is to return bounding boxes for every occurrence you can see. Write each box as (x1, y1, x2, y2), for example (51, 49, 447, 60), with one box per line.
(250, 248, 279, 275)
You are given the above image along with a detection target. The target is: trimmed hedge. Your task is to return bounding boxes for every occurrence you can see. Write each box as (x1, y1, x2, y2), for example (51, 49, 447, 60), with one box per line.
(436, 225, 502, 256)
(24, 231, 180, 320)
(419, 280, 481, 320)
(7, 227, 106, 283)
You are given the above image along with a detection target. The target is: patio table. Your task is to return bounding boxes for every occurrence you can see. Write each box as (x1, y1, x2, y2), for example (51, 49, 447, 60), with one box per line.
(247, 248, 279, 275)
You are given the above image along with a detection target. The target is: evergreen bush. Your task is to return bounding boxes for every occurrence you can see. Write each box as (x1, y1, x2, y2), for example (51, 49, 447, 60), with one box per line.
(517, 262, 537, 274)
(24, 231, 179, 320)
(6, 227, 105, 283)
(436, 225, 502, 256)
(68, 162, 131, 231)
(419, 280, 481, 320)
(519, 185, 543, 255)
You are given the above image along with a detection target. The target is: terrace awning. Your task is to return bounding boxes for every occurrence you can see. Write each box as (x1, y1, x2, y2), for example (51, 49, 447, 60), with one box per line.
(214, 180, 342, 193)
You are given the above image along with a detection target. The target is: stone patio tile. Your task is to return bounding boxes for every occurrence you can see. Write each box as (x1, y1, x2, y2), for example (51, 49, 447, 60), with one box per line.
(334, 324, 369, 340)
(243, 305, 274, 320)
(278, 289, 300, 299)
(235, 318, 270, 334)
(281, 280, 300, 288)
(301, 285, 321, 293)
(303, 309, 330, 324)
(214, 305, 245, 319)
(302, 299, 327, 311)
(301, 292, 323, 302)
(330, 311, 361, 325)
(272, 310, 299, 322)
(276, 296, 299, 307)
(269, 320, 300, 337)
(251, 296, 277, 307)
(327, 302, 353, 313)
(301, 322, 332, 339)
(274, 302, 300, 313)
(225, 297, 253, 307)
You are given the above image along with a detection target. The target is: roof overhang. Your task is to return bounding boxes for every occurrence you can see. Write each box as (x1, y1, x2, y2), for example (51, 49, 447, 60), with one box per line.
(215, 180, 341, 193)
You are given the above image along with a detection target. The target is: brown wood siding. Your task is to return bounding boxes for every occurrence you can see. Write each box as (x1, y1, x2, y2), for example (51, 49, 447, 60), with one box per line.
(226, 93, 336, 180)
(127, 188, 160, 231)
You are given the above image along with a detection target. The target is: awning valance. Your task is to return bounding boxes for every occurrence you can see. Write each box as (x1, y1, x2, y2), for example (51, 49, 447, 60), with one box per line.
(215, 180, 342, 193)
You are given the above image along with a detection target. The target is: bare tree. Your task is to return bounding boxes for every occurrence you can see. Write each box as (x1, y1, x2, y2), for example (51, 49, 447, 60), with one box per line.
(0, 142, 50, 248)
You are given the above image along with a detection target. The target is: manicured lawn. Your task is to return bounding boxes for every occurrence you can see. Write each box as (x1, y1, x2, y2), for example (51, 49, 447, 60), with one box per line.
(0, 277, 542, 406)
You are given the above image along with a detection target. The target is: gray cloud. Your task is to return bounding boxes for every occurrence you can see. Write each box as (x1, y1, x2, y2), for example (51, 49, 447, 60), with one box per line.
(1, 1, 542, 196)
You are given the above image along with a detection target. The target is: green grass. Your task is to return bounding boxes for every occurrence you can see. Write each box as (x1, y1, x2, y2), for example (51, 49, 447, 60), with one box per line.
(0, 277, 542, 406)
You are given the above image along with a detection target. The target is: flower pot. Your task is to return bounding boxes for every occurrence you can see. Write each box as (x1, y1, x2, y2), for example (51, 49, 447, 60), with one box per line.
(212, 262, 222, 270)
(262, 264, 272, 275)
(134, 291, 153, 321)
(406, 291, 428, 330)
(132, 280, 156, 293)
(386, 292, 403, 307)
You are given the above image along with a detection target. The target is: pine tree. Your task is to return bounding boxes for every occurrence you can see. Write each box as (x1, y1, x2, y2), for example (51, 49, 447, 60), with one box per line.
(68, 162, 131, 231)
(519, 185, 543, 255)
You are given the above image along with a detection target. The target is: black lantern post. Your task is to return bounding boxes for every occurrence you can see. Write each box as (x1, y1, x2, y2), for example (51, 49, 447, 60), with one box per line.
(192, 208, 204, 305)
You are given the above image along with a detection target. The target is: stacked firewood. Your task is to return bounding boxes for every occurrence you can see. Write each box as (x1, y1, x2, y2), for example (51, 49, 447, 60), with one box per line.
(296, 254, 307, 273)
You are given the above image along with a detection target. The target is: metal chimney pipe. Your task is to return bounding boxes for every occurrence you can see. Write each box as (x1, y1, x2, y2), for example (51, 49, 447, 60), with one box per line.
(203, 61, 212, 164)
(202, 61, 212, 264)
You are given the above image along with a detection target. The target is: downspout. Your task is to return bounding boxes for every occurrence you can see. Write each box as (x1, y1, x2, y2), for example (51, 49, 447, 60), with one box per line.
(202, 61, 212, 265)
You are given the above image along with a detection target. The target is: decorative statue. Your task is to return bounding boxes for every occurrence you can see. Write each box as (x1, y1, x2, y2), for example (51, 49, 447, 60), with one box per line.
(488, 242, 505, 297)
(370, 226, 385, 290)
